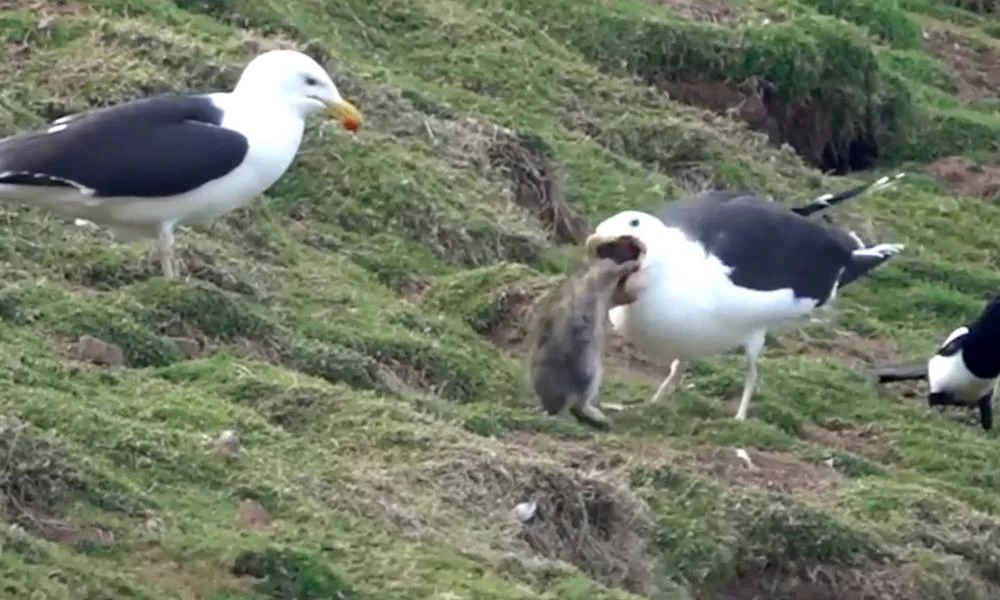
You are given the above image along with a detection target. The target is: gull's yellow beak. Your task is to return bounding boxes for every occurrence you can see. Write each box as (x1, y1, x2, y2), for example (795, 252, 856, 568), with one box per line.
(585, 233, 614, 257)
(327, 99, 362, 133)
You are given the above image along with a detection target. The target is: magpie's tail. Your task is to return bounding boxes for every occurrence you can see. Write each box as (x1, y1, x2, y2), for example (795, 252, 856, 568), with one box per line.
(793, 172, 905, 218)
(869, 360, 928, 384)
(839, 242, 905, 288)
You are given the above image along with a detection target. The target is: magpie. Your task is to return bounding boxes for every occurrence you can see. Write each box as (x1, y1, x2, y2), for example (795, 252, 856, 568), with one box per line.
(869, 294, 1000, 430)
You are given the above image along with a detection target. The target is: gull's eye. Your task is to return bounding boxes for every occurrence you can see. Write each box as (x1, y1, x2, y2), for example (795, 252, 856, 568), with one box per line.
(629, 218, 640, 227)
(304, 75, 318, 86)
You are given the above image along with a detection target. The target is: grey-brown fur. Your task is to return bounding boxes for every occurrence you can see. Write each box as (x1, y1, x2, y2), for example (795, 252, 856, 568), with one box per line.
(526, 258, 642, 430)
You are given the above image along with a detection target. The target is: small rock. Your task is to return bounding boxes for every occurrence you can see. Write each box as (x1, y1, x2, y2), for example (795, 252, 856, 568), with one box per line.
(167, 336, 203, 359)
(214, 429, 241, 455)
(73, 335, 125, 366)
(513, 500, 538, 523)
(735, 448, 758, 471)
(236, 499, 270, 530)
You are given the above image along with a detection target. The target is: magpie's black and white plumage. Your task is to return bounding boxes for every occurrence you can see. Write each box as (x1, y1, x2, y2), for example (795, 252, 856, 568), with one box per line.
(870, 294, 1000, 431)
(584, 173, 906, 421)
(0, 49, 362, 278)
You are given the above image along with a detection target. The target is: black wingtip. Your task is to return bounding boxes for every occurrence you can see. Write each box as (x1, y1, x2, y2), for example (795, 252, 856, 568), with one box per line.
(837, 242, 906, 289)
(793, 172, 905, 218)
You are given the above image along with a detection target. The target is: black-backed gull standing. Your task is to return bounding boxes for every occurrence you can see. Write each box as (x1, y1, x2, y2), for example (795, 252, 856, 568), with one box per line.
(869, 294, 1000, 430)
(584, 174, 906, 421)
(0, 49, 362, 278)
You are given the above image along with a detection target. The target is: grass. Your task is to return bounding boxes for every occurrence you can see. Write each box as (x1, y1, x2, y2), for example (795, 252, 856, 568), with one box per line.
(0, 0, 1000, 598)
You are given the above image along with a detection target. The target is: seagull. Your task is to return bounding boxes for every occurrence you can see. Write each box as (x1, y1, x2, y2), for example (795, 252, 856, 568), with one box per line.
(584, 174, 906, 421)
(0, 49, 362, 278)
(869, 294, 1000, 431)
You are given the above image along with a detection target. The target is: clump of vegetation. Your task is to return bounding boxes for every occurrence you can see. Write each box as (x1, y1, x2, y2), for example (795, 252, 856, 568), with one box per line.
(517, 468, 657, 595)
(232, 546, 362, 600)
(0, 417, 85, 527)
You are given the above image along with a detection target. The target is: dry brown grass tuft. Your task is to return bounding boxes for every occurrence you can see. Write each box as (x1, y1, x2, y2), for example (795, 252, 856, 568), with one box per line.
(514, 467, 656, 594)
(429, 116, 590, 245)
(320, 423, 658, 596)
(486, 129, 590, 245)
(0, 416, 87, 536)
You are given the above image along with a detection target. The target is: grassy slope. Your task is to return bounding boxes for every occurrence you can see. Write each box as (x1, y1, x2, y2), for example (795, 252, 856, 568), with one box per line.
(1, 0, 1000, 598)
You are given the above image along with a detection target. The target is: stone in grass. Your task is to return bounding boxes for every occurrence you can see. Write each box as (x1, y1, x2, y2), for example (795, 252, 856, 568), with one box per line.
(72, 335, 125, 366)
(236, 498, 271, 530)
(214, 429, 242, 455)
(166, 336, 204, 359)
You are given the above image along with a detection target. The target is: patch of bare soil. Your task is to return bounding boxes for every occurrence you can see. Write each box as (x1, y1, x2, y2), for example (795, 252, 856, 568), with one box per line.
(721, 563, 916, 600)
(26, 513, 114, 545)
(504, 432, 841, 499)
(924, 29, 1000, 102)
(775, 326, 905, 366)
(648, 0, 736, 23)
(490, 282, 554, 350)
(926, 155, 1000, 201)
(648, 71, 879, 173)
(655, 78, 773, 134)
(503, 431, 658, 472)
(678, 446, 842, 498)
(800, 422, 894, 461)
(602, 334, 674, 384)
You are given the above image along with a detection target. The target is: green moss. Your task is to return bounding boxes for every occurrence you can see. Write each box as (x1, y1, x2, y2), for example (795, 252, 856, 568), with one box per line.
(880, 49, 957, 92)
(422, 262, 553, 335)
(733, 493, 891, 568)
(128, 279, 278, 341)
(798, 0, 923, 47)
(281, 340, 385, 392)
(49, 300, 183, 368)
(231, 546, 362, 600)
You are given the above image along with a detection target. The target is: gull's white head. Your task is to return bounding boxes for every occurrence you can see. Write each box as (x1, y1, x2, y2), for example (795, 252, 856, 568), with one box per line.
(582, 210, 672, 306)
(233, 49, 362, 132)
(584, 210, 671, 266)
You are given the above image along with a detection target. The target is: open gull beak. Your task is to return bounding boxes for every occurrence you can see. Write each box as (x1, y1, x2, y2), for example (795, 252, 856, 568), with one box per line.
(585, 233, 613, 257)
(326, 99, 362, 133)
(584, 233, 647, 263)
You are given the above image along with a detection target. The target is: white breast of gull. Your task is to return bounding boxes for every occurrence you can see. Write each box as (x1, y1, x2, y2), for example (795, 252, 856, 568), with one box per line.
(585, 175, 905, 421)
